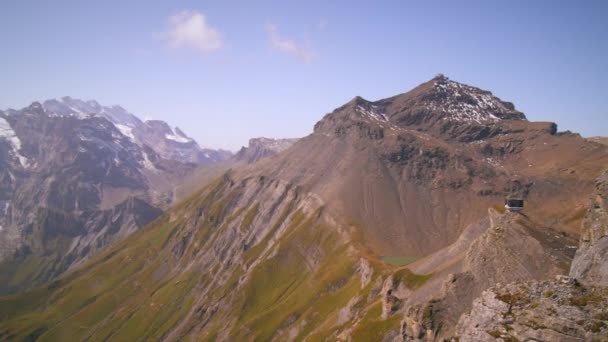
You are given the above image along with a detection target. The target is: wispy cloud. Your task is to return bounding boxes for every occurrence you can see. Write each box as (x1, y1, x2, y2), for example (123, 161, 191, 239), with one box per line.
(159, 10, 223, 53)
(318, 18, 328, 30)
(266, 24, 315, 62)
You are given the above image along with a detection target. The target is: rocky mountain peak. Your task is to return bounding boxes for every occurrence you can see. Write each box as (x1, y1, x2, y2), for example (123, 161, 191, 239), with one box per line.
(314, 76, 529, 141)
(407, 74, 527, 123)
(144, 120, 193, 144)
(24, 101, 46, 115)
(145, 119, 173, 134)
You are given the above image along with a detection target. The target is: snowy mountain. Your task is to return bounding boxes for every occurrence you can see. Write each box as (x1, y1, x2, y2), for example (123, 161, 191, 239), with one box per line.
(41, 96, 232, 165)
(0, 98, 228, 294)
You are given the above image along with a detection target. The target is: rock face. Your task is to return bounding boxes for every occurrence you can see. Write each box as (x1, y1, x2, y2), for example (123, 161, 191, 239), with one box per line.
(234, 137, 298, 163)
(0, 98, 226, 294)
(570, 170, 608, 286)
(397, 208, 574, 340)
(454, 170, 608, 341)
(456, 279, 608, 341)
(1, 76, 608, 341)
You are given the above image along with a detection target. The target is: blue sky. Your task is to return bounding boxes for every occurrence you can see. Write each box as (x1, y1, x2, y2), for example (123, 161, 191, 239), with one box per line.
(1, 1, 606, 150)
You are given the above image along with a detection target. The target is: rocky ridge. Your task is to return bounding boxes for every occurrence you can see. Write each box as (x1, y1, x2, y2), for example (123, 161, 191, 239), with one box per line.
(41, 96, 232, 165)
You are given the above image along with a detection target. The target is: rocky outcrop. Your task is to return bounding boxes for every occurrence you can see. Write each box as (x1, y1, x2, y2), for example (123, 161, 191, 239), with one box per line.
(570, 170, 608, 286)
(456, 278, 608, 341)
(455, 170, 608, 341)
(234, 137, 298, 163)
(398, 209, 572, 340)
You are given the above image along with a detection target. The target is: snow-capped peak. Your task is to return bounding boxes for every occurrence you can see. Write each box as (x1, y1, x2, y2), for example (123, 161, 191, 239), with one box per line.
(426, 75, 525, 124)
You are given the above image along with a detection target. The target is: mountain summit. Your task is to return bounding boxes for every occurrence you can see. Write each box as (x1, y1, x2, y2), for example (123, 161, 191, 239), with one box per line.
(315, 75, 529, 143)
(387, 74, 527, 123)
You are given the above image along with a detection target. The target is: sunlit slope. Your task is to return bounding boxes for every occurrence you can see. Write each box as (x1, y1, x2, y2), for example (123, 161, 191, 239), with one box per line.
(0, 173, 429, 341)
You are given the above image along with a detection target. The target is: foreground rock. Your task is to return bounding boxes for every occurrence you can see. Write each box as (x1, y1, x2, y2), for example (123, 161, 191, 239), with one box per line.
(455, 169, 608, 341)
(570, 170, 608, 286)
(457, 278, 608, 341)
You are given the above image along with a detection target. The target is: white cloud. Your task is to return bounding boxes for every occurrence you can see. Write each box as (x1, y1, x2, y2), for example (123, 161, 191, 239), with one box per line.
(160, 10, 223, 53)
(266, 24, 315, 62)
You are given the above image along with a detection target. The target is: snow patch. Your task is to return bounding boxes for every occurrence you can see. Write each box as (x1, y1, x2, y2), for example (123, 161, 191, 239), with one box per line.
(0, 117, 29, 167)
(356, 105, 388, 122)
(64, 104, 90, 119)
(141, 152, 158, 172)
(165, 128, 191, 143)
(115, 124, 135, 140)
(355, 105, 400, 131)
(431, 79, 513, 124)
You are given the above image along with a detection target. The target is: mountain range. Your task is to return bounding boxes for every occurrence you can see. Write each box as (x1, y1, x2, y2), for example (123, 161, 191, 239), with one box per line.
(0, 98, 232, 294)
(1, 76, 607, 341)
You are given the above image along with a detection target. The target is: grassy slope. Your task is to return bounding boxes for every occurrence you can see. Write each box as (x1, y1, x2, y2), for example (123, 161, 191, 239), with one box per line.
(0, 175, 432, 341)
(381, 255, 419, 266)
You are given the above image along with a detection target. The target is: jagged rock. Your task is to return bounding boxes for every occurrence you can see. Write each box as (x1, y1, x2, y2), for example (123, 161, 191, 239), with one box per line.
(382, 276, 404, 318)
(456, 280, 608, 341)
(234, 137, 298, 163)
(570, 170, 608, 286)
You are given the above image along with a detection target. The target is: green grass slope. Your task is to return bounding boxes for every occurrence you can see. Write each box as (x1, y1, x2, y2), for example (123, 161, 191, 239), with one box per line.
(0, 173, 432, 341)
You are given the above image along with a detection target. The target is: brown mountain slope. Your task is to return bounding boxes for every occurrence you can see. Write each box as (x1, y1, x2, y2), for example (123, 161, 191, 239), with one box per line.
(588, 136, 608, 146)
(249, 75, 608, 256)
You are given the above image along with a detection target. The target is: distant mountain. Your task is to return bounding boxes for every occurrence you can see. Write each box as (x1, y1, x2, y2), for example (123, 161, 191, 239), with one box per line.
(234, 137, 298, 163)
(42, 97, 232, 165)
(0, 98, 228, 294)
(2, 76, 607, 340)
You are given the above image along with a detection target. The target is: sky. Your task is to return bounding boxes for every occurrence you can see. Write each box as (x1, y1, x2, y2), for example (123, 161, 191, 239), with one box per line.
(1, 1, 607, 151)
